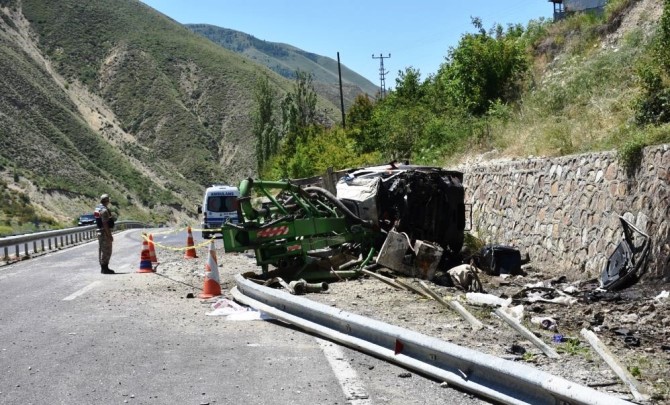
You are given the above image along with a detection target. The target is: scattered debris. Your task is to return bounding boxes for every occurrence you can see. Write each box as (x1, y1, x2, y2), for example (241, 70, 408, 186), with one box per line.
(288, 279, 329, 295)
(418, 280, 484, 331)
(465, 292, 512, 307)
(531, 316, 559, 332)
(359, 269, 406, 291)
(580, 328, 650, 402)
(513, 287, 578, 306)
(654, 290, 669, 301)
(495, 308, 561, 359)
(600, 217, 650, 291)
(377, 230, 443, 280)
(446, 264, 483, 292)
(477, 245, 522, 276)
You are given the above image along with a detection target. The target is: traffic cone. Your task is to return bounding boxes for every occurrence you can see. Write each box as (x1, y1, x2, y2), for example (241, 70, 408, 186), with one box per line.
(138, 236, 154, 273)
(148, 233, 158, 263)
(199, 240, 221, 299)
(184, 226, 198, 259)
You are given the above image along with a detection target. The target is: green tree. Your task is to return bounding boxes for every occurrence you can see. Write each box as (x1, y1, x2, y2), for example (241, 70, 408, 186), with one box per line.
(635, 0, 670, 125)
(252, 74, 279, 173)
(435, 18, 528, 116)
(279, 70, 319, 156)
(346, 94, 379, 154)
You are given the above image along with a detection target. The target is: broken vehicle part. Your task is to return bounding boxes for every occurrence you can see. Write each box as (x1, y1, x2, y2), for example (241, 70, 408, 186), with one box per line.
(600, 216, 650, 290)
(447, 264, 484, 292)
(337, 164, 467, 257)
(221, 179, 376, 278)
(376, 229, 443, 280)
(222, 164, 468, 283)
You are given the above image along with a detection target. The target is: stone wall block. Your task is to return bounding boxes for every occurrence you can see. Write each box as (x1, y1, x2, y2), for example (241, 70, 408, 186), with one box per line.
(605, 163, 618, 180)
(462, 145, 668, 277)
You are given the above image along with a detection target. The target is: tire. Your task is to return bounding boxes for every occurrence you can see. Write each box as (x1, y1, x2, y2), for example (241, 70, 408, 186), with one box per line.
(202, 232, 211, 239)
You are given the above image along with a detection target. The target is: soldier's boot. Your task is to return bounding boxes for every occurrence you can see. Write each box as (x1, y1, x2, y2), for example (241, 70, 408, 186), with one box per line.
(101, 264, 115, 274)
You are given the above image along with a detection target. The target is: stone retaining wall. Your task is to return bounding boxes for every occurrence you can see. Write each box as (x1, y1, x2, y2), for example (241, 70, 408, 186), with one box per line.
(463, 144, 669, 280)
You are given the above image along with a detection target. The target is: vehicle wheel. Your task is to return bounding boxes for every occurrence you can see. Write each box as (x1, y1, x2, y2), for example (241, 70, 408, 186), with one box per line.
(202, 232, 210, 239)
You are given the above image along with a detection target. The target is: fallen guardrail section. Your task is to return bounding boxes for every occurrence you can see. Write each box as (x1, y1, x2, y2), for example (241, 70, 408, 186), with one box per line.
(233, 274, 633, 405)
(0, 221, 145, 263)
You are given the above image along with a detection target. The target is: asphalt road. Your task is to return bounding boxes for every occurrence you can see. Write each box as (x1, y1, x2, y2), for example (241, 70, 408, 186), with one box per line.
(0, 229, 488, 405)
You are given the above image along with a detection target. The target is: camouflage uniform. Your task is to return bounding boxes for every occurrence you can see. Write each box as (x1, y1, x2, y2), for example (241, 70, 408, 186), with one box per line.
(96, 194, 114, 274)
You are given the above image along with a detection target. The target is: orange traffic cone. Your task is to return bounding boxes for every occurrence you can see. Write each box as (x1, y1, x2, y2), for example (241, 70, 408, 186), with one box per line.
(200, 240, 222, 298)
(138, 236, 154, 273)
(148, 233, 158, 263)
(184, 226, 198, 259)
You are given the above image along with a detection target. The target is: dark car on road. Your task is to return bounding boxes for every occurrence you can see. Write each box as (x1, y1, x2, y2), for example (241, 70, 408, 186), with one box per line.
(78, 213, 96, 226)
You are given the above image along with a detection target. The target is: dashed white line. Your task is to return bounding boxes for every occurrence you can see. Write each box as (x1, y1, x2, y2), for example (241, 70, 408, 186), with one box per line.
(63, 281, 102, 301)
(316, 337, 372, 404)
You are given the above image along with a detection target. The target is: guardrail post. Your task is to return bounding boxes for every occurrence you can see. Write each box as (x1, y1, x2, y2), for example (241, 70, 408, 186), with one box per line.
(24, 243, 28, 257)
(3, 246, 8, 261)
(15, 245, 19, 259)
(33, 240, 37, 254)
(40, 239, 44, 252)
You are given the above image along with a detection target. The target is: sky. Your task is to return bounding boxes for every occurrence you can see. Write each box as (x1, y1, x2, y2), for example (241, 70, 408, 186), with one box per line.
(139, 1, 553, 89)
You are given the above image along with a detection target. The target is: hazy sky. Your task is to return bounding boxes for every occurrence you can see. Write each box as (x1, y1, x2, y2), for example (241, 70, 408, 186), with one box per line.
(139, 1, 552, 89)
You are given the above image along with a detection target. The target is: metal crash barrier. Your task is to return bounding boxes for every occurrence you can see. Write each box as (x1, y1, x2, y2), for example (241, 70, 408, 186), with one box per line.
(0, 221, 145, 264)
(233, 274, 633, 405)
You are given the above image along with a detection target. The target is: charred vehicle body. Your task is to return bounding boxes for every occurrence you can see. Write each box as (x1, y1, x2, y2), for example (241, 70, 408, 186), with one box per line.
(221, 164, 467, 281)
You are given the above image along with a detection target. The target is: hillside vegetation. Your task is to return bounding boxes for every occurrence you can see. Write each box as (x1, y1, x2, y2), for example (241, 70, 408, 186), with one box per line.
(258, 0, 670, 179)
(186, 24, 378, 108)
(0, 0, 341, 234)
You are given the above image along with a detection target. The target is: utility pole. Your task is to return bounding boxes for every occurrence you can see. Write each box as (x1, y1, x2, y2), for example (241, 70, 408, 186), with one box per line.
(337, 52, 346, 128)
(372, 53, 391, 99)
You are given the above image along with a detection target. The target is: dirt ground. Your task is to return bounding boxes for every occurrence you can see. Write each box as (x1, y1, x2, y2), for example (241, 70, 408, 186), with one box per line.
(154, 242, 670, 404)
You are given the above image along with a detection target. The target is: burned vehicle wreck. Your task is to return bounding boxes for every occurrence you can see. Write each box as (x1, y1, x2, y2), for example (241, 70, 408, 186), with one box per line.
(336, 164, 467, 279)
(220, 164, 467, 282)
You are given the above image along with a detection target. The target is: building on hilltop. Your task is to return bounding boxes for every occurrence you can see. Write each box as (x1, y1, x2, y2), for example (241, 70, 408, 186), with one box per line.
(548, 0, 607, 21)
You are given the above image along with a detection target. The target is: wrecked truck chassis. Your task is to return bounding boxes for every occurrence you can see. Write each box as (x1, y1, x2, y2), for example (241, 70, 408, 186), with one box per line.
(220, 168, 467, 279)
(221, 179, 376, 276)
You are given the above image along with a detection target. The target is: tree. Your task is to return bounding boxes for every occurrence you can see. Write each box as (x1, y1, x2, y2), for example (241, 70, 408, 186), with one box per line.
(634, 0, 670, 125)
(346, 94, 379, 154)
(252, 75, 278, 173)
(279, 70, 319, 156)
(435, 18, 528, 116)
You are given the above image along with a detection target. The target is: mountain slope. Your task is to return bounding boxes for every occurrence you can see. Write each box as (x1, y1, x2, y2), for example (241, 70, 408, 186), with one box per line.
(0, 0, 341, 228)
(186, 24, 379, 107)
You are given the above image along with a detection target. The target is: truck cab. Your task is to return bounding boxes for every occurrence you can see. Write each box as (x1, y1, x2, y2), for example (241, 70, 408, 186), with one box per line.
(197, 184, 240, 239)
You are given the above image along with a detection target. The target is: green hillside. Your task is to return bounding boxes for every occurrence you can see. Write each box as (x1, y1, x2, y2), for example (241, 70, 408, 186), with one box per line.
(186, 24, 379, 107)
(0, 0, 341, 232)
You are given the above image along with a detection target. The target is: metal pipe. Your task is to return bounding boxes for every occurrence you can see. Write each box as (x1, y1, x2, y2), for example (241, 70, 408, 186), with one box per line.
(304, 187, 373, 228)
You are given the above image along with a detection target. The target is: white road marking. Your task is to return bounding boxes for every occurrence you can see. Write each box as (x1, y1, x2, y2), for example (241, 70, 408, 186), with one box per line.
(316, 337, 372, 404)
(63, 281, 102, 301)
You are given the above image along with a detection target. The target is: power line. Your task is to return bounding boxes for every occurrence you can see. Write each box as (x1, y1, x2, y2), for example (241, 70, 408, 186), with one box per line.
(372, 53, 391, 98)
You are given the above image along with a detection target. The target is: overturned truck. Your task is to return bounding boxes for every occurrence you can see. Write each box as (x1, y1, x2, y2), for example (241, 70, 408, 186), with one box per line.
(221, 164, 467, 281)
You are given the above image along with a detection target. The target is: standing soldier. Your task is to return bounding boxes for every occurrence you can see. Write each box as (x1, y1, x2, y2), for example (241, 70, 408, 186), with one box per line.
(95, 194, 115, 274)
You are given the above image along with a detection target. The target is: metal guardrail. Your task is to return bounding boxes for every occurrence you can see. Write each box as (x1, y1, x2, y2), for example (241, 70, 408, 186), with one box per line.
(0, 220, 145, 263)
(233, 274, 634, 405)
